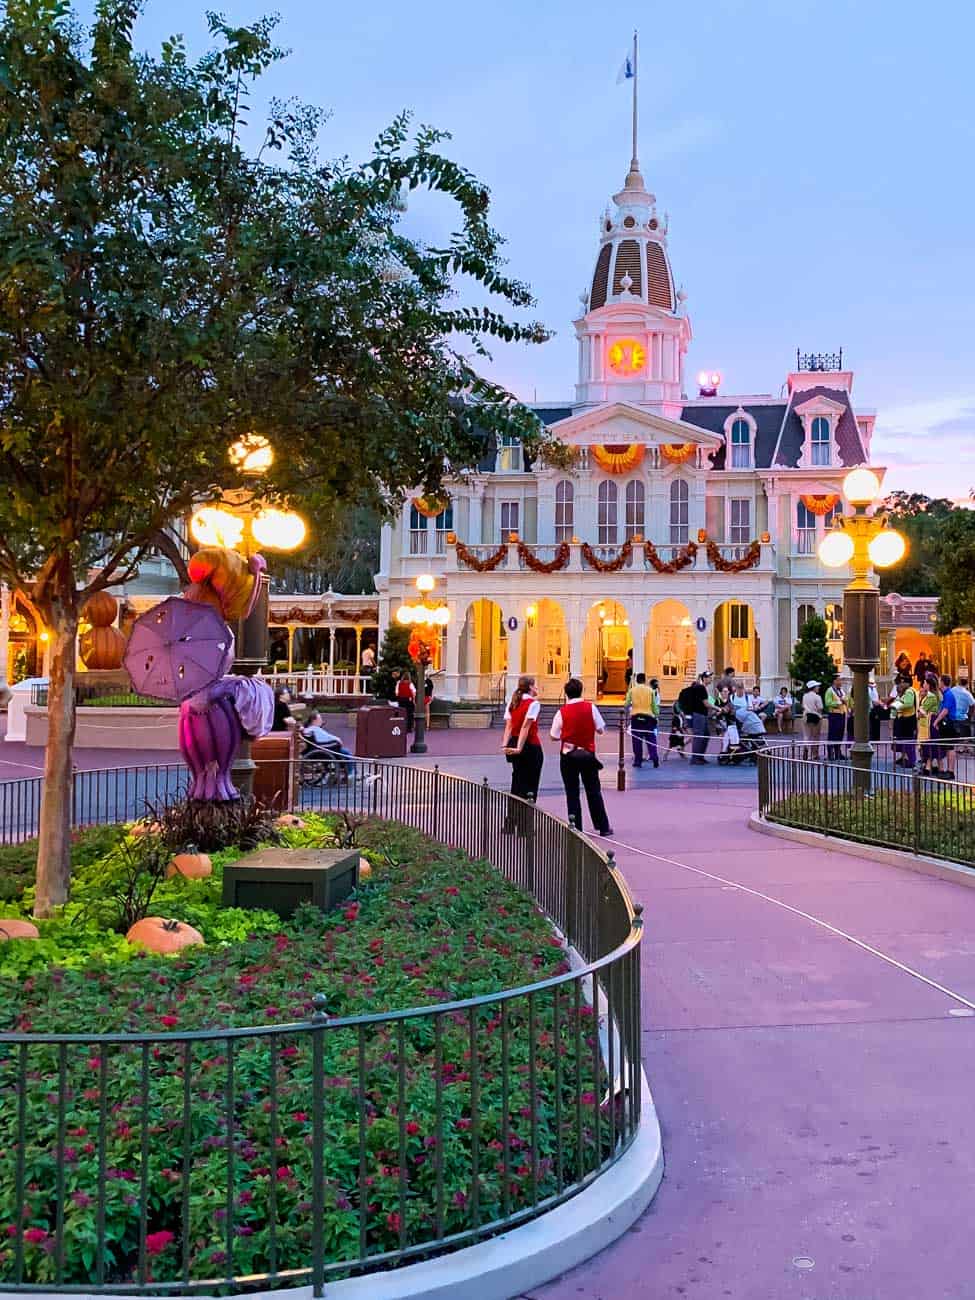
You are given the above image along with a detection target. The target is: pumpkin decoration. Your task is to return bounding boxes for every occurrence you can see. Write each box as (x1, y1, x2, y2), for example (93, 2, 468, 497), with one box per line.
(126, 918, 204, 954)
(412, 494, 450, 519)
(184, 546, 262, 622)
(0, 919, 39, 941)
(591, 443, 645, 475)
(166, 852, 212, 880)
(79, 591, 125, 670)
(358, 856, 373, 879)
(274, 814, 306, 830)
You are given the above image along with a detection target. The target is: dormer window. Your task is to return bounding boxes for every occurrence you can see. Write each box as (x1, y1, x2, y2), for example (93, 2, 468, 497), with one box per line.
(811, 417, 831, 466)
(497, 432, 523, 473)
(730, 418, 751, 468)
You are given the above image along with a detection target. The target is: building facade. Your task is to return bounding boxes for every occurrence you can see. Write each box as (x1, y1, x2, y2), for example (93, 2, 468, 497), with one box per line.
(376, 155, 881, 702)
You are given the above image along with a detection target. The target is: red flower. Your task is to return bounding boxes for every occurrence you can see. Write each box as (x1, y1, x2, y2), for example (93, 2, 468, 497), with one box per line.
(343, 903, 360, 922)
(292, 1112, 309, 1123)
(455, 1118, 472, 1131)
(23, 1228, 47, 1245)
(160, 1015, 179, 1028)
(405, 1121, 420, 1136)
(386, 1212, 401, 1233)
(275, 1166, 292, 1180)
(580, 1091, 597, 1105)
(145, 1230, 174, 1257)
(445, 886, 460, 896)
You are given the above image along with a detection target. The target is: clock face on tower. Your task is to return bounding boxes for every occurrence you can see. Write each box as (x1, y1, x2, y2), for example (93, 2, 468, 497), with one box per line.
(608, 338, 646, 376)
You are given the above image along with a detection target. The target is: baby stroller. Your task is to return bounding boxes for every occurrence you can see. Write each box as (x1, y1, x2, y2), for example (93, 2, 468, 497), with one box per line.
(718, 708, 768, 766)
(664, 705, 687, 760)
(299, 734, 352, 788)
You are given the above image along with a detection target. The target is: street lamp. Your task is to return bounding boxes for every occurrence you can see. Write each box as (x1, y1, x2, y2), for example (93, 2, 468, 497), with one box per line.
(189, 436, 307, 793)
(395, 574, 450, 755)
(818, 468, 906, 788)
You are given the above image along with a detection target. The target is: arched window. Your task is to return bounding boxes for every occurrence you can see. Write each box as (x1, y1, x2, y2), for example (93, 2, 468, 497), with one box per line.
(625, 480, 645, 539)
(669, 478, 689, 545)
(797, 603, 816, 635)
(555, 480, 574, 542)
(824, 602, 844, 642)
(796, 500, 816, 554)
(409, 505, 428, 555)
(811, 416, 831, 466)
(598, 481, 619, 544)
(434, 502, 453, 554)
(730, 418, 751, 468)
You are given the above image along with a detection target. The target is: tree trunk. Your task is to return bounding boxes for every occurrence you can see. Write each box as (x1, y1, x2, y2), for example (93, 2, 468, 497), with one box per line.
(34, 588, 79, 917)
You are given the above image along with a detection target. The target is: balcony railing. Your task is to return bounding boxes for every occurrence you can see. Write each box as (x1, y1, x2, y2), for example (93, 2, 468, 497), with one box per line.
(794, 529, 817, 556)
(448, 539, 775, 575)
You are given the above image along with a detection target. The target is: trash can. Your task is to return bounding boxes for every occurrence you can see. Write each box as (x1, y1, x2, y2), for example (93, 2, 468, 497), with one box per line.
(355, 705, 408, 758)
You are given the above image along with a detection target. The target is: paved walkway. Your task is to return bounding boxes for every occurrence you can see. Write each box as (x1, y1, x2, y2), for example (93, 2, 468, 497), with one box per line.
(512, 781, 975, 1300)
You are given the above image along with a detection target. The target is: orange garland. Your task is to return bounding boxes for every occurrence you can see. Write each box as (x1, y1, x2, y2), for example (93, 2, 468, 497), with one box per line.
(517, 541, 570, 573)
(591, 444, 645, 475)
(581, 540, 633, 572)
(644, 540, 697, 573)
(455, 540, 507, 572)
(706, 539, 761, 572)
(800, 493, 840, 516)
(660, 443, 696, 464)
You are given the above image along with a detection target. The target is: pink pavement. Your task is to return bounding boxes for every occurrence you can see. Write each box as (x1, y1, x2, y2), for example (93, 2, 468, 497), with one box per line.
(517, 782, 975, 1300)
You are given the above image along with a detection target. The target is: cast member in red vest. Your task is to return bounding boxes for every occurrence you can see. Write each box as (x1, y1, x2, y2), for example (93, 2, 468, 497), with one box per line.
(549, 677, 613, 836)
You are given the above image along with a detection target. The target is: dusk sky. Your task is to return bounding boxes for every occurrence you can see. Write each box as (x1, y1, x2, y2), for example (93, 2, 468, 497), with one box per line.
(83, 0, 975, 498)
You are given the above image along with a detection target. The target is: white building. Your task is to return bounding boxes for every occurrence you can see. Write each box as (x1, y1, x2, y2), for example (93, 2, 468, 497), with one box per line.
(376, 152, 880, 703)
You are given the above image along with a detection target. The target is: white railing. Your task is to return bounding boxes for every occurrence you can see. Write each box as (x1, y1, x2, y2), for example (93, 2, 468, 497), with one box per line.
(794, 529, 817, 556)
(258, 670, 373, 697)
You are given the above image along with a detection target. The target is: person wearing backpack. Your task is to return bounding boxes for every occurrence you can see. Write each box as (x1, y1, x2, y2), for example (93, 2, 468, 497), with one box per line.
(549, 677, 613, 836)
(395, 669, 416, 732)
(678, 672, 713, 764)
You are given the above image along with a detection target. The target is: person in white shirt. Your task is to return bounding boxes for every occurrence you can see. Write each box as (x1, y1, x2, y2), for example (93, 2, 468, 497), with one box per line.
(550, 678, 613, 836)
(360, 644, 376, 672)
(800, 681, 824, 760)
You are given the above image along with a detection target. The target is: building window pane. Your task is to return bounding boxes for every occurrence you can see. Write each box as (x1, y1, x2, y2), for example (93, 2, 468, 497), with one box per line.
(730, 604, 750, 640)
(434, 503, 453, 554)
(624, 480, 645, 539)
(796, 500, 816, 553)
(669, 478, 689, 545)
(598, 481, 619, 544)
(730, 418, 751, 469)
(797, 603, 815, 635)
(409, 505, 428, 555)
(498, 432, 523, 472)
(555, 480, 574, 542)
(811, 416, 831, 466)
(730, 497, 750, 544)
(500, 500, 519, 539)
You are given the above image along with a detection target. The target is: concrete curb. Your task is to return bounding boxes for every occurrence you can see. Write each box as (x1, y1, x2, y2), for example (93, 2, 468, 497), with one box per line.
(29, 1074, 662, 1300)
(748, 810, 975, 889)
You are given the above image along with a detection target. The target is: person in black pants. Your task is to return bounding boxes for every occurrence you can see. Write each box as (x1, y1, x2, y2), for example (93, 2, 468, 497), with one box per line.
(549, 677, 613, 836)
(501, 676, 544, 833)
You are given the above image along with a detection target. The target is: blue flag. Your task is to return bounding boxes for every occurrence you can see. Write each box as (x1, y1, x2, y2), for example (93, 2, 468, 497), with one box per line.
(616, 51, 634, 83)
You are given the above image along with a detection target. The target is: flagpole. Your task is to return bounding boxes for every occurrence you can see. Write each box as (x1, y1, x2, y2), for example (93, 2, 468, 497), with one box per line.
(631, 29, 639, 172)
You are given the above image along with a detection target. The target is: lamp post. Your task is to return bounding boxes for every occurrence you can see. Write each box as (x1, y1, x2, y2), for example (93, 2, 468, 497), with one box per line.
(396, 574, 450, 755)
(818, 468, 906, 790)
(190, 436, 308, 796)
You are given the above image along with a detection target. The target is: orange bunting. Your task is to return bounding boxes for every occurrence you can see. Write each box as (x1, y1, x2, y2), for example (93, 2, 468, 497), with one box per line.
(800, 493, 840, 516)
(591, 444, 645, 475)
(660, 443, 696, 464)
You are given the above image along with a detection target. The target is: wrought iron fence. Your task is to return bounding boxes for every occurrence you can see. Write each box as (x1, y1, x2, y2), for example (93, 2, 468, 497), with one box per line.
(0, 760, 642, 1294)
(758, 748, 975, 867)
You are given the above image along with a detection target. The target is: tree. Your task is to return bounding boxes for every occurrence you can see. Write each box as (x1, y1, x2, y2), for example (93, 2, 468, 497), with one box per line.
(0, 2, 553, 913)
(879, 492, 957, 595)
(268, 504, 381, 596)
(372, 624, 414, 703)
(932, 511, 975, 633)
(787, 614, 836, 688)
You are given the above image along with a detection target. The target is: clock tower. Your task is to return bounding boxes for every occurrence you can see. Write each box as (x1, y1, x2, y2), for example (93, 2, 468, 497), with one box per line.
(573, 159, 691, 419)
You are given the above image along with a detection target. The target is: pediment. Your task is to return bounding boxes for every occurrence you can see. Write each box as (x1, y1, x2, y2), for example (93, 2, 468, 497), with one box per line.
(546, 402, 723, 448)
(794, 394, 846, 419)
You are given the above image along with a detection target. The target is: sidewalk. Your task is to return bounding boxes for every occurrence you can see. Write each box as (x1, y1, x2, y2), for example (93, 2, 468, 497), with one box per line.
(518, 782, 975, 1300)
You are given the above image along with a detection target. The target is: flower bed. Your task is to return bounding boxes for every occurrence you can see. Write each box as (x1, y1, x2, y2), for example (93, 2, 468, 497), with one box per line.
(0, 816, 605, 1287)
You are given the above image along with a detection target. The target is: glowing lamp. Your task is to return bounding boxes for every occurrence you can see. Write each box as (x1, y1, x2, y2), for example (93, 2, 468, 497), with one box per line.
(251, 508, 306, 552)
(843, 467, 882, 506)
(435, 606, 451, 626)
(396, 605, 413, 625)
(818, 529, 855, 568)
(868, 529, 906, 568)
(697, 370, 722, 396)
(526, 603, 537, 620)
(608, 338, 647, 375)
(190, 506, 245, 550)
(416, 574, 435, 594)
(229, 435, 274, 475)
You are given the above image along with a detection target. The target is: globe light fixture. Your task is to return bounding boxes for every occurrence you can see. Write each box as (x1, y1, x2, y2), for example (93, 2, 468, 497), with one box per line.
(251, 507, 306, 552)
(394, 575, 451, 755)
(190, 506, 246, 550)
(868, 529, 906, 569)
(416, 573, 436, 594)
(229, 435, 274, 475)
(818, 528, 855, 568)
(842, 467, 882, 506)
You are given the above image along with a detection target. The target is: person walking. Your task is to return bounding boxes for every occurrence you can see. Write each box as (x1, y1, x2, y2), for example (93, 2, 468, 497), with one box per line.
(395, 669, 416, 732)
(501, 675, 545, 811)
(918, 674, 941, 776)
(550, 677, 613, 836)
(824, 673, 848, 761)
(800, 680, 824, 759)
(890, 674, 918, 769)
(933, 674, 960, 779)
(678, 672, 713, 765)
(626, 671, 659, 768)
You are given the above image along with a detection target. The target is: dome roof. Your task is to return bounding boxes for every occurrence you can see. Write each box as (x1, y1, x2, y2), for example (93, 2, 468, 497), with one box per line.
(588, 166, 676, 313)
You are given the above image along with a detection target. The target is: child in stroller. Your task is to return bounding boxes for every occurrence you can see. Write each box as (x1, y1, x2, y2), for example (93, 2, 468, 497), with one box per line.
(718, 707, 768, 765)
(300, 711, 355, 787)
(666, 702, 687, 760)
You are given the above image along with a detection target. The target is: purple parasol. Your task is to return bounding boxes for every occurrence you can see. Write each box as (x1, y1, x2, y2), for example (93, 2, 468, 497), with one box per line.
(124, 597, 235, 704)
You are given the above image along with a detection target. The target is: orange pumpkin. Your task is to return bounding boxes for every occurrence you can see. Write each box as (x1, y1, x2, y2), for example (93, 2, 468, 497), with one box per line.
(166, 853, 212, 880)
(82, 591, 119, 628)
(358, 856, 373, 879)
(274, 814, 306, 830)
(126, 918, 204, 954)
(80, 623, 126, 670)
(0, 919, 39, 941)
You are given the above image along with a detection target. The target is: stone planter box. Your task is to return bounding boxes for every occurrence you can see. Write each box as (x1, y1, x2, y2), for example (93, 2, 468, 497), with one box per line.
(429, 713, 451, 730)
(450, 709, 494, 730)
(25, 703, 179, 750)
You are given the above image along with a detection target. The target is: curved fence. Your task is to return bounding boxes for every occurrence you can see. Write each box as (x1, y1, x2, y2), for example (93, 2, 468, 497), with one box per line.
(0, 760, 642, 1295)
(758, 748, 975, 867)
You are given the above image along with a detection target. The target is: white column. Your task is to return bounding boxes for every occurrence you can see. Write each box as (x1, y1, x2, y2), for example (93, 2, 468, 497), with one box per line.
(567, 600, 585, 679)
(505, 614, 523, 702)
(0, 584, 9, 687)
(634, 619, 648, 675)
(443, 601, 461, 700)
(755, 603, 776, 695)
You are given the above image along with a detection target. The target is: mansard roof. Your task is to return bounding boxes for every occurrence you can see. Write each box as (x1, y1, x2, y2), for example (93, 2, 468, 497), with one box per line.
(771, 384, 867, 468)
(681, 387, 868, 470)
(680, 401, 787, 470)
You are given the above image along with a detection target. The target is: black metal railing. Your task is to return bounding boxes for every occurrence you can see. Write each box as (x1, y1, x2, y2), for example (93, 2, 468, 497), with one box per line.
(0, 759, 643, 1294)
(758, 748, 975, 867)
